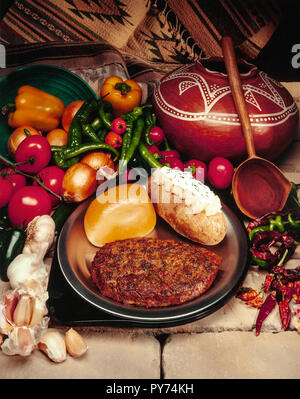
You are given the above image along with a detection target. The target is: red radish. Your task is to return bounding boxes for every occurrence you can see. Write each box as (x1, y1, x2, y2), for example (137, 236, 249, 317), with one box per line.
(110, 118, 127, 134)
(1, 168, 27, 193)
(15, 135, 51, 174)
(162, 158, 184, 171)
(185, 160, 207, 182)
(0, 176, 14, 208)
(8, 186, 52, 227)
(33, 166, 65, 207)
(159, 150, 181, 160)
(105, 132, 123, 148)
(207, 157, 234, 189)
(148, 126, 164, 145)
(145, 144, 161, 158)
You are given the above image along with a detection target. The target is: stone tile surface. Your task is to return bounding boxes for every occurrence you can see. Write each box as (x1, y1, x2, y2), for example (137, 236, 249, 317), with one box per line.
(0, 331, 161, 379)
(162, 331, 300, 379)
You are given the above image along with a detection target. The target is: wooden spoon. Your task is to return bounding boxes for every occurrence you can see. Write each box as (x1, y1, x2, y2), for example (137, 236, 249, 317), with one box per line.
(221, 36, 291, 219)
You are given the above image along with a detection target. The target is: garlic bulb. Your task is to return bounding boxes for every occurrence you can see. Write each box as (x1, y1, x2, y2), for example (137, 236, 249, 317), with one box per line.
(0, 214, 56, 357)
(6, 253, 48, 294)
(23, 215, 55, 262)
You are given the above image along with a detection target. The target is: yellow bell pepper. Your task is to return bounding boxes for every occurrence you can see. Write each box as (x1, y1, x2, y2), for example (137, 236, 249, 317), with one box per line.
(6, 86, 65, 132)
(100, 76, 142, 117)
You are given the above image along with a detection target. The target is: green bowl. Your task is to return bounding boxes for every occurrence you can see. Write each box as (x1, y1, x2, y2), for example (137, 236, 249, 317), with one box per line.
(0, 64, 97, 162)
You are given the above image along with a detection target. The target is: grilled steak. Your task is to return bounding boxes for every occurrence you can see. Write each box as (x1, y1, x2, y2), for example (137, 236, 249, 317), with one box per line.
(90, 238, 221, 308)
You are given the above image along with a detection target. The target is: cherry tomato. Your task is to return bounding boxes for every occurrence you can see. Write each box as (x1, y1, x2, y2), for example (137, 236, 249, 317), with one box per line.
(105, 132, 123, 148)
(1, 168, 27, 193)
(0, 176, 14, 208)
(61, 100, 85, 132)
(185, 160, 207, 183)
(207, 157, 234, 189)
(15, 135, 52, 174)
(110, 118, 127, 134)
(148, 126, 164, 145)
(8, 186, 52, 227)
(33, 166, 65, 207)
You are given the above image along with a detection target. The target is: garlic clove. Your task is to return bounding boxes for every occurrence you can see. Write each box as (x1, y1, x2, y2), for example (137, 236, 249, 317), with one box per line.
(0, 304, 13, 335)
(3, 291, 19, 324)
(38, 330, 67, 363)
(65, 328, 88, 358)
(29, 297, 46, 327)
(1, 327, 35, 357)
(13, 294, 32, 327)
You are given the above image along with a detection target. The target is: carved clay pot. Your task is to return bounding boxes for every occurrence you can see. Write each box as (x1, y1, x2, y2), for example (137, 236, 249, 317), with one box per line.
(152, 57, 299, 163)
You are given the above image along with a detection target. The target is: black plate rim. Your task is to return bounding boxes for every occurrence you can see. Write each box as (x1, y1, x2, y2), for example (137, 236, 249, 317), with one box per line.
(56, 199, 250, 325)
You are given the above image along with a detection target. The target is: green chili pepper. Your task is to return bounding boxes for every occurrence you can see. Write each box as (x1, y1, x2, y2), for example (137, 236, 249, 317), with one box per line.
(248, 225, 270, 240)
(78, 99, 98, 125)
(81, 123, 101, 143)
(51, 145, 67, 152)
(269, 215, 285, 233)
(63, 142, 119, 162)
(52, 202, 77, 232)
(287, 213, 300, 228)
(164, 137, 172, 151)
(0, 207, 10, 230)
(0, 228, 26, 281)
(252, 255, 269, 269)
(138, 142, 163, 169)
(123, 118, 144, 167)
(91, 117, 103, 131)
(97, 128, 108, 143)
(53, 151, 80, 169)
(99, 100, 114, 130)
(144, 110, 156, 146)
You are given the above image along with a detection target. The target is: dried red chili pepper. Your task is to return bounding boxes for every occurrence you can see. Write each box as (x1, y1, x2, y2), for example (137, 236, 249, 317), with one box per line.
(255, 292, 277, 336)
(246, 296, 264, 308)
(293, 280, 300, 303)
(280, 282, 294, 302)
(236, 288, 258, 301)
(279, 300, 291, 330)
(264, 274, 274, 293)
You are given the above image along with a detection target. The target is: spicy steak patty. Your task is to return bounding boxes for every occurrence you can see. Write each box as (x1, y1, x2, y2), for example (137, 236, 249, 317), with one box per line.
(90, 238, 221, 308)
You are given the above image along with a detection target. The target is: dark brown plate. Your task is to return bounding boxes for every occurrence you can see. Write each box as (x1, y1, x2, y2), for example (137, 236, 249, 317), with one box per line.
(55, 198, 250, 326)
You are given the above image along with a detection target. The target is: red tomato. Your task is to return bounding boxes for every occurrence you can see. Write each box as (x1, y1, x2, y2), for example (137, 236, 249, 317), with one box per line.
(8, 186, 52, 227)
(207, 157, 234, 189)
(1, 168, 27, 193)
(33, 166, 65, 207)
(0, 176, 14, 208)
(15, 135, 51, 174)
(185, 160, 207, 183)
(62, 100, 84, 132)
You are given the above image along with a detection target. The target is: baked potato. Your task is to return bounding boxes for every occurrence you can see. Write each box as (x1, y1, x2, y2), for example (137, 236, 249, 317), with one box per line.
(149, 167, 227, 246)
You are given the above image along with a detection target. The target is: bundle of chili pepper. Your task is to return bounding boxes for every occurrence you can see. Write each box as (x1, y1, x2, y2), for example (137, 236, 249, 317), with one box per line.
(52, 98, 120, 169)
(247, 210, 300, 269)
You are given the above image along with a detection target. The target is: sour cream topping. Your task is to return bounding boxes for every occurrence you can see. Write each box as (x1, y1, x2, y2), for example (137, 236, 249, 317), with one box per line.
(151, 166, 222, 216)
